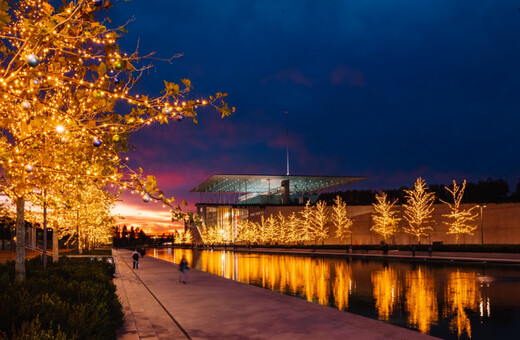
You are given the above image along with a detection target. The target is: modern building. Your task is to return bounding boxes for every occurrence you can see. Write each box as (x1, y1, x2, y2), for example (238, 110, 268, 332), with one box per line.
(191, 174, 365, 237)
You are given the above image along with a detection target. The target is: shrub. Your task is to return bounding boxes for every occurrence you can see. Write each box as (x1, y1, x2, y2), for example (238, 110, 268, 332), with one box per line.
(0, 257, 123, 339)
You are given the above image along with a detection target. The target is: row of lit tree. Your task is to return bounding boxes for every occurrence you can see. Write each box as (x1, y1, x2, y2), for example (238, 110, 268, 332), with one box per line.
(198, 177, 477, 245)
(0, 0, 230, 280)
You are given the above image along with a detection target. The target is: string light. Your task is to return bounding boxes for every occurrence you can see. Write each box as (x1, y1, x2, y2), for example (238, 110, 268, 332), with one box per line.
(0, 0, 232, 260)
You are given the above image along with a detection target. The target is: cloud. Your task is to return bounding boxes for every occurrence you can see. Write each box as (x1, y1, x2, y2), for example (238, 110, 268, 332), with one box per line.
(329, 65, 366, 87)
(114, 193, 184, 234)
(262, 68, 313, 88)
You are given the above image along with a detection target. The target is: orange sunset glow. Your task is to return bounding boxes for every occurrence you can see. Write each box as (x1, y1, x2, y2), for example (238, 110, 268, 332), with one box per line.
(113, 192, 189, 234)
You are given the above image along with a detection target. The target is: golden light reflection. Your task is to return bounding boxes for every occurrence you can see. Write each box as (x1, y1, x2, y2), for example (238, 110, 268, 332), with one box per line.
(148, 249, 516, 338)
(333, 261, 353, 310)
(372, 267, 401, 320)
(444, 270, 480, 339)
(154, 249, 352, 308)
(154, 248, 193, 268)
(405, 267, 438, 333)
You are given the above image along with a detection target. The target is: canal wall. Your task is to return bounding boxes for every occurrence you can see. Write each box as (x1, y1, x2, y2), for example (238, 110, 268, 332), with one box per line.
(248, 203, 520, 245)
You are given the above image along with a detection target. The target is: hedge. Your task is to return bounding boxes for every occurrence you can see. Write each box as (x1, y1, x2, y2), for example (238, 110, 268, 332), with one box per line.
(0, 257, 123, 340)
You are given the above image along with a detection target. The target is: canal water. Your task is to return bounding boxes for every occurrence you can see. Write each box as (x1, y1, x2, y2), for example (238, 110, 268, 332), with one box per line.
(150, 248, 520, 339)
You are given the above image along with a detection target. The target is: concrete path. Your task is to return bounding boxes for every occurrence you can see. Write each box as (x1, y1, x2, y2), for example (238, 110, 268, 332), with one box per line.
(113, 249, 436, 340)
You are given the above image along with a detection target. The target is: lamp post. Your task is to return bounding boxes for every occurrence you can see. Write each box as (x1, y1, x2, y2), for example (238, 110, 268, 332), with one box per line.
(477, 204, 486, 245)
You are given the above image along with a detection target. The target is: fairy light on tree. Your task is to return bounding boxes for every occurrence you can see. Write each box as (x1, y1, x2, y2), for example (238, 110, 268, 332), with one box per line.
(299, 200, 314, 243)
(286, 212, 301, 245)
(182, 228, 193, 244)
(311, 200, 329, 245)
(441, 180, 478, 244)
(371, 192, 401, 241)
(0, 0, 233, 280)
(275, 211, 290, 244)
(332, 195, 352, 244)
(403, 177, 435, 243)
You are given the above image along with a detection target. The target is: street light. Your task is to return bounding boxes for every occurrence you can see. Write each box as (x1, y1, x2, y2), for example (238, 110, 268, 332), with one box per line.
(477, 204, 486, 245)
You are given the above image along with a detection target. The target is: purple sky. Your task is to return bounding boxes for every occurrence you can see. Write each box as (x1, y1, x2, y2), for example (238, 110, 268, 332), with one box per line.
(107, 0, 520, 233)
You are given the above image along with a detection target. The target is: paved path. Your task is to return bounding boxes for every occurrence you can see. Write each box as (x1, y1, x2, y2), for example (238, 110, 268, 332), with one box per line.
(113, 249, 436, 340)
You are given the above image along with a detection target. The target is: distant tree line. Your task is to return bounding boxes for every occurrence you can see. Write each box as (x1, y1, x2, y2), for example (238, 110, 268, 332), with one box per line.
(319, 178, 518, 205)
(112, 225, 177, 247)
(113, 225, 148, 247)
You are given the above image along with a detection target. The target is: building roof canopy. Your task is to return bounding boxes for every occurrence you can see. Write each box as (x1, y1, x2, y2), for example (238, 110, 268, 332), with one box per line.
(191, 174, 365, 194)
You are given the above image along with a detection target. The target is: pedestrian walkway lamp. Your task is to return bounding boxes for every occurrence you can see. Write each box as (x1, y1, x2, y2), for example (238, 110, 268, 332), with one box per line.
(477, 205, 486, 245)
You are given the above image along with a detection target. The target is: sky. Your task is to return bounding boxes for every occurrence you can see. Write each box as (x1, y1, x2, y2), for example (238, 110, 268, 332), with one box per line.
(106, 0, 520, 234)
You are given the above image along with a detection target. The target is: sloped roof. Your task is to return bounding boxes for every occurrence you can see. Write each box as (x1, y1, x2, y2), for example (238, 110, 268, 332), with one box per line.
(191, 174, 365, 194)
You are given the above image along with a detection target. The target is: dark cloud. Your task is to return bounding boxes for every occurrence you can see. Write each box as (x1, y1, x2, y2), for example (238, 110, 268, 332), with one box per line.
(107, 1, 520, 230)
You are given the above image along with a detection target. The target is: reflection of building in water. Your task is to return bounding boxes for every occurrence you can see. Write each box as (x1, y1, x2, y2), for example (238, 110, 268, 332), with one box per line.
(372, 267, 401, 320)
(405, 267, 438, 334)
(444, 270, 480, 339)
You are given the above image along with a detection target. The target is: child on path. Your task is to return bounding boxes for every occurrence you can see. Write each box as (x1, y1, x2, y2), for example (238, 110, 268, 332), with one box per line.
(179, 255, 189, 283)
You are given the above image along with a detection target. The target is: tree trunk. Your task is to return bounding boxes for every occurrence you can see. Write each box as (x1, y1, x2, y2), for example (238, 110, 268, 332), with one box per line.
(43, 199, 47, 269)
(52, 221, 59, 263)
(15, 196, 25, 281)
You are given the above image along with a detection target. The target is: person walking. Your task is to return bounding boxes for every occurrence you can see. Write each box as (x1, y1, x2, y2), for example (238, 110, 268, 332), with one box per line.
(179, 255, 189, 284)
(132, 249, 140, 270)
(411, 244, 416, 257)
(383, 242, 389, 256)
(427, 245, 432, 258)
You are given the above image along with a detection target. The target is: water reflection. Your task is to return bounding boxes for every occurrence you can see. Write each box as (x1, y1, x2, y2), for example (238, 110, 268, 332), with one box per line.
(372, 266, 401, 321)
(405, 267, 438, 334)
(151, 248, 520, 339)
(333, 262, 352, 310)
(444, 271, 480, 339)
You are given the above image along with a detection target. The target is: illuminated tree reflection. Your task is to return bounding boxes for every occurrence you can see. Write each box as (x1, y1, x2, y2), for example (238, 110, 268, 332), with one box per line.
(372, 267, 401, 320)
(190, 252, 355, 308)
(444, 270, 480, 339)
(405, 267, 438, 333)
(333, 262, 353, 310)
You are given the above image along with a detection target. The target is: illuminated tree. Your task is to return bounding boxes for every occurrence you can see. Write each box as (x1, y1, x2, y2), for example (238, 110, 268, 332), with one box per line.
(236, 219, 254, 244)
(441, 180, 478, 244)
(332, 195, 352, 243)
(257, 215, 273, 244)
(275, 211, 289, 244)
(298, 200, 314, 243)
(311, 200, 329, 244)
(0, 0, 232, 280)
(174, 231, 183, 244)
(200, 225, 223, 245)
(286, 212, 301, 244)
(371, 192, 400, 240)
(403, 178, 435, 243)
(183, 228, 193, 244)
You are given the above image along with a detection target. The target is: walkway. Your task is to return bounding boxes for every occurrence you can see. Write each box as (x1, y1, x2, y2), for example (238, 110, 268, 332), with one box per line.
(113, 249, 436, 340)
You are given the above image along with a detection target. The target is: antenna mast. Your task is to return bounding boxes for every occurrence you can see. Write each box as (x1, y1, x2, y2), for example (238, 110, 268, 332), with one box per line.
(286, 111, 290, 176)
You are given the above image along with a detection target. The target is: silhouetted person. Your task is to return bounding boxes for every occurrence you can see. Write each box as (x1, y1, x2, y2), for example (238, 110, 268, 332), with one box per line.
(383, 242, 389, 256)
(132, 249, 139, 269)
(179, 255, 189, 283)
(411, 244, 416, 257)
(428, 245, 432, 258)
